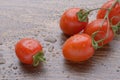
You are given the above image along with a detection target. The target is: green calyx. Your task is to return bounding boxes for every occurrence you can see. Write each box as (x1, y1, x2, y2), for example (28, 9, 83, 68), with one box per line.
(92, 38, 104, 50)
(77, 9, 88, 22)
(91, 0, 119, 50)
(77, 8, 104, 22)
(92, 38, 99, 50)
(91, 31, 104, 50)
(33, 51, 46, 67)
(112, 22, 120, 34)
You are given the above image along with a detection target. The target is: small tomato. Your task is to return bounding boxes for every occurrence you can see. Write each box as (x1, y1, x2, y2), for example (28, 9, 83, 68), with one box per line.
(84, 19, 114, 46)
(62, 34, 94, 62)
(60, 8, 88, 36)
(15, 38, 45, 66)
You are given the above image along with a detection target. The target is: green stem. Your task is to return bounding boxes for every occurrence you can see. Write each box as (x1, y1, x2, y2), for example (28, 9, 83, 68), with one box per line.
(112, 22, 120, 33)
(77, 8, 109, 22)
(33, 51, 46, 67)
(103, 0, 118, 38)
(91, 0, 118, 49)
(87, 8, 110, 13)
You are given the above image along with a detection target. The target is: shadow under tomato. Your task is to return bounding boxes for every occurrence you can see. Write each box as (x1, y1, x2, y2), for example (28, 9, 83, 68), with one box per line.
(61, 33, 70, 39)
(18, 62, 46, 74)
(92, 43, 114, 64)
(62, 44, 114, 73)
(63, 59, 94, 73)
(59, 33, 70, 45)
(116, 28, 120, 34)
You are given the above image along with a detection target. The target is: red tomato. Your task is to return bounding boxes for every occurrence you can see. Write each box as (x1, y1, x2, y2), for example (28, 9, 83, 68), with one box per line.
(60, 8, 88, 36)
(97, 0, 120, 25)
(15, 38, 45, 66)
(84, 19, 114, 46)
(62, 34, 94, 62)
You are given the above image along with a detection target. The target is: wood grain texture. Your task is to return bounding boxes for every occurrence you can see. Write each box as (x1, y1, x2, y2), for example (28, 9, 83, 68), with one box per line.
(0, 0, 120, 80)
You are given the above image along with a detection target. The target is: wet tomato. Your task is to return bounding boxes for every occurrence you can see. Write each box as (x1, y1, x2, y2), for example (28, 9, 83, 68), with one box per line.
(97, 0, 120, 25)
(15, 38, 45, 66)
(60, 8, 88, 36)
(84, 19, 114, 46)
(62, 34, 94, 62)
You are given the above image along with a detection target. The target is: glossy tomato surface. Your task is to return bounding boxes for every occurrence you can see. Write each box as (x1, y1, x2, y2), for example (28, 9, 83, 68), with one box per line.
(62, 34, 94, 62)
(84, 19, 114, 46)
(97, 0, 120, 25)
(15, 38, 43, 64)
(60, 8, 88, 36)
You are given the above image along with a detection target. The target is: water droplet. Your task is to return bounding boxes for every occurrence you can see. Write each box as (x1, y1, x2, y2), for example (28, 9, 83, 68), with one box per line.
(44, 36, 57, 43)
(2, 67, 5, 70)
(48, 46, 54, 52)
(66, 75, 70, 78)
(13, 66, 18, 70)
(0, 38, 3, 45)
(0, 53, 6, 64)
(8, 71, 11, 73)
(8, 63, 13, 68)
(0, 42, 2, 45)
(18, 72, 21, 75)
(56, 52, 59, 54)
(0, 53, 3, 57)
(116, 70, 120, 72)
(14, 73, 17, 75)
(41, 34, 46, 37)
(34, 34, 38, 36)
(2, 75, 5, 78)
(52, 54, 56, 57)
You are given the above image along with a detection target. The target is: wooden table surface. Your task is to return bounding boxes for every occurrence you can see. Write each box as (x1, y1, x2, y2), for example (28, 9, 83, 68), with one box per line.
(0, 0, 120, 80)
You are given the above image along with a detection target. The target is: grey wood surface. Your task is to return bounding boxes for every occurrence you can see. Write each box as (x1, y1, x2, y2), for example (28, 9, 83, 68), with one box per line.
(0, 0, 120, 80)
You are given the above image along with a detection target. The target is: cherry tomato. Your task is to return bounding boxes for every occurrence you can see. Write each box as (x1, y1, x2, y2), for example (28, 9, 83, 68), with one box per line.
(62, 34, 94, 62)
(15, 38, 45, 66)
(60, 8, 88, 36)
(84, 19, 114, 46)
(97, 0, 120, 25)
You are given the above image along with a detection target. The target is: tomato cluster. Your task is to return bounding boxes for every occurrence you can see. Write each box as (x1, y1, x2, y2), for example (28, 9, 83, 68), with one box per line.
(15, 0, 120, 67)
(60, 0, 120, 62)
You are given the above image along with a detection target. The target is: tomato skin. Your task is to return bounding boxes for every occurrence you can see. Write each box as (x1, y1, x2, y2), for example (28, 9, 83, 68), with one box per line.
(62, 34, 94, 62)
(60, 8, 88, 36)
(84, 19, 114, 46)
(109, 6, 120, 25)
(97, 0, 120, 25)
(15, 38, 42, 64)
